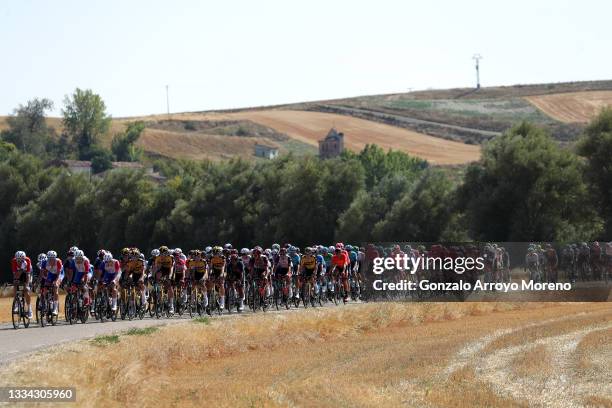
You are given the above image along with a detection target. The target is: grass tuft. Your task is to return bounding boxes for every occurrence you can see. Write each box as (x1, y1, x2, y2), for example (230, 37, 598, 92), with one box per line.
(91, 334, 120, 346)
(125, 327, 159, 336)
(193, 316, 211, 325)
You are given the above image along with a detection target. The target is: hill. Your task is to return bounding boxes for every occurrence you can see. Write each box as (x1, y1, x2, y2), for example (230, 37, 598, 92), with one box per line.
(2, 80, 612, 164)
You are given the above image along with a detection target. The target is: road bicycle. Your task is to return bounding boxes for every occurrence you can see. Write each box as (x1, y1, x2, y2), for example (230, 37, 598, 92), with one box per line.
(12, 280, 31, 329)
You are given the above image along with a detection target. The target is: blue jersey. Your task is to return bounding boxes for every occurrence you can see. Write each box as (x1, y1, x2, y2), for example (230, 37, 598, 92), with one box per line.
(289, 253, 300, 271)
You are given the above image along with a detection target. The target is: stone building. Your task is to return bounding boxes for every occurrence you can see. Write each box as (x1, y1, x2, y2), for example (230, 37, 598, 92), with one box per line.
(318, 128, 344, 159)
(254, 144, 279, 159)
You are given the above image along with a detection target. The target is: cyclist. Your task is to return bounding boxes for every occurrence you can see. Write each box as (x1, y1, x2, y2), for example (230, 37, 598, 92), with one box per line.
(298, 247, 317, 301)
(208, 246, 226, 310)
(525, 245, 540, 282)
(544, 244, 558, 283)
(69, 250, 92, 307)
(330, 246, 350, 301)
(187, 250, 208, 309)
(63, 246, 78, 287)
(249, 246, 270, 302)
(100, 252, 121, 311)
(227, 250, 245, 311)
(35, 253, 48, 294)
(273, 247, 293, 299)
(155, 246, 175, 312)
(173, 248, 188, 305)
(118, 248, 133, 311)
(288, 246, 300, 299)
(131, 249, 147, 308)
(93, 250, 106, 287)
(42, 251, 63, 315)
(11, 251, 33, 318)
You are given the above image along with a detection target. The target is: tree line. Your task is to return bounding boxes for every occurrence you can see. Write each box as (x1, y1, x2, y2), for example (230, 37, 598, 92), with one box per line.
(1, 89, 612, 281)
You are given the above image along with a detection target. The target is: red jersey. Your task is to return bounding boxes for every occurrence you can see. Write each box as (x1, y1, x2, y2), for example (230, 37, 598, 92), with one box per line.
(11, 257, 32, 275)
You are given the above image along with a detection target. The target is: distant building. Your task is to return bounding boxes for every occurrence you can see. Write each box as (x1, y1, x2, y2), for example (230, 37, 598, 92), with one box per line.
(254, 144, 279, 160)
(318, 128, 344, 159)
(60, 159, 165, 183)
(62, 160, 92, 177)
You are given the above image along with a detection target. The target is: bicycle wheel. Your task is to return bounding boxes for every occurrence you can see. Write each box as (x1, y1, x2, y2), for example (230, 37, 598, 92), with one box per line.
(128, 289, 136, 321)
(38, 297, 47, 328)
(302, 282, 310, 309)
(12, 296, 21, 329)
(67, 293, 77, 325)
(64, 294, 70, 323)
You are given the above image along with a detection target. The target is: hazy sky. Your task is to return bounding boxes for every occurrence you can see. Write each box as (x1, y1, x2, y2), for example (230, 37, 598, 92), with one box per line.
(1, 0, 610, 116)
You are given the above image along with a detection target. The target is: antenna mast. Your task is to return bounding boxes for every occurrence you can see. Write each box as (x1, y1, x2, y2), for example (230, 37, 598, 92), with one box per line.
(472, 54, 482, 89)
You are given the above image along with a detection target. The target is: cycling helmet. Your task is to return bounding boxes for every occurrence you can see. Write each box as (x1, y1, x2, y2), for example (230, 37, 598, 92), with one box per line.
(15, 251, 26, 259)
(37, 253, 47, 263)
(159, 245, 169, 254)
(336, 242, 344, 249)
(272, 243, 280, 251)
(346, 245, 353, 251)
(174, 248, 183, 255)
(240, 248, 250, 255)
(97, 249, 106, 258)
(121, 247, 130, 257)
(75, 250, 84, 259)
(103, 253, 113, 262)
(47, 250, 57, 259)
(280, 247, 287, 254)
(223, 243, 232, 250)
(205, 246, 212, 254)
(213, 246, 222, 254)
(151, 249, 160, 257)
(305, 247, 312, 254)
(253, 246, 263, 254)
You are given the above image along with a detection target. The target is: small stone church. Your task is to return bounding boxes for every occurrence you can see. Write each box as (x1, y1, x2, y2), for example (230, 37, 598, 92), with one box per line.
(318, 128, 344, 159)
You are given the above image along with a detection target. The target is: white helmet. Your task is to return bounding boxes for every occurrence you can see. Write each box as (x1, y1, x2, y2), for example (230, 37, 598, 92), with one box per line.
(37, 253, 47, 263)
(47, 250, 57, 259)
(240, 248, 250, 255)
(103, 253, 113, 262)
(174, 248, 182, 255)
(205, 246, 212, 254)
(151, 249, 160, 257)
(15, 251, 26, 259)
(75, 250, 84, 259)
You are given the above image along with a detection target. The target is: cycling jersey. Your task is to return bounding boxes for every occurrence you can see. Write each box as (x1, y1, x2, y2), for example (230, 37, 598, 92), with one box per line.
(276, 254, 291, 269)
(331, 253, 348, 268)
(155, 255, 174, 269)
(300, 254, 317, 270)
(11, 257, 32, 276)
(100, 259, 121, 284)
(42, 259, 64, 283)
(227, 259, 245, 281)
(131, 258, 146, 274)
(210, 255, 226, 272)
(188, 259, 206, 274)
(69, 257, 92, 284)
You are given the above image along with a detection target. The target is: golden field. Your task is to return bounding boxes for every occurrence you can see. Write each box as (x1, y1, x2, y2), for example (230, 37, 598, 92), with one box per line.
(1, 301, 610, 407)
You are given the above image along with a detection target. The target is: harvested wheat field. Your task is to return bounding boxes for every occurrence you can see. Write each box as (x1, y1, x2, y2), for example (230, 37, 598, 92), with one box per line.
(136, 128, 281, 161)
(526, 91, 612, 123)
(141, 110, 481, 165)
(225, 110, 481, 165)
(1, 301, 610, 407)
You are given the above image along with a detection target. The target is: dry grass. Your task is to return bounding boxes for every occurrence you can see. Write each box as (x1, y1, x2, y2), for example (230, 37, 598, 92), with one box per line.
(510, 344, 551, 377)
(584, 395, 612, 408)
(3, 302, 606, 407)
(574, 327, 612, 374)
(526, 91, 612, 123)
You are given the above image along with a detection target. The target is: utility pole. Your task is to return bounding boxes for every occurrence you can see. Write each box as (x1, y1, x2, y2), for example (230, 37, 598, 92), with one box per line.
(472, 54, 482, 89)
(166, 85, 170, 116)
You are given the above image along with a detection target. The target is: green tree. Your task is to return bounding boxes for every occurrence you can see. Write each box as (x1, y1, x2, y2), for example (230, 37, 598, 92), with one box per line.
(458, 122, 601, 241)
(90, 146, 114, 174)
(111, 121, 145, 162)
(62, 88, 111, 159)
(1, 98, 55, 155)
(358, 144, 426, 190)
(576, 108, 612, 237)
(373, 170, 458, 241)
